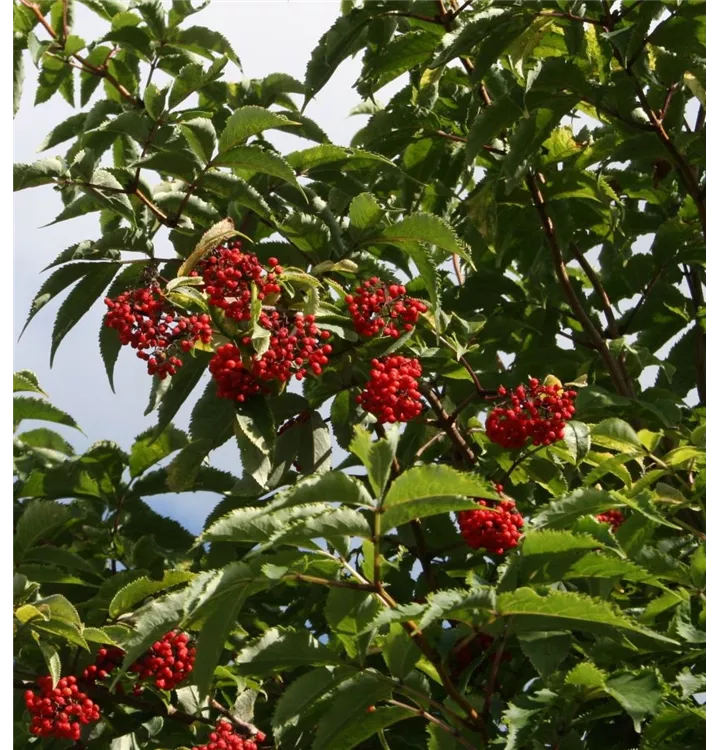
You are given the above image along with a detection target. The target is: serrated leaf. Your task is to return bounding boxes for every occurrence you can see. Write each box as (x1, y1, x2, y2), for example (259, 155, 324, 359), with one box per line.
(14, 157, 64, 191)
(562, 421, 591, 465)
(374, 213, 472, 266)
(565, 661, 607, 689)
(13, 397, 80, 433)
(35, 638, 62, 687)
(465, 97, 522, 166)
(216, 145, 300, 188)
(383, 622, 421, 679)
(605, 669, 663, 732)
(129, 425, 188, 477)
(591, 418, 643, 452)
(381, 464, 497, 531)
(348, 191, 384, 229)
(50, 262, 120, 366)
(218, 106, 296, 154)
(180, 117, 216, 163)
(517, 631, 572, 679)
(168, 57, 228, 109)
(532, 488, 618, 529)
(235, 628, 341, 676)
(152, 350, 211, 435)
(349, 425, 397, 499)
(14, 371, 46, 395)
(109, 571, 195, 618)
(173, 25, 241, 66)
(177, 217, 241, 276)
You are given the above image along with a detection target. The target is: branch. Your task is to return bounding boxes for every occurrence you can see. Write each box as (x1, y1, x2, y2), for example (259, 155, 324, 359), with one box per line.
(283, 573, 377, 592)
(537, 10, 605, 26)
(524, 172, 634, 398)
(419, 385, 477, 464)
(135, 188, 170, 224)
(618, 263, 667, 334)
(567, 243, 619, 337)
(387, 699, 480, 750)
(210, 699, 261, 738)
(483, 623, 510, 723)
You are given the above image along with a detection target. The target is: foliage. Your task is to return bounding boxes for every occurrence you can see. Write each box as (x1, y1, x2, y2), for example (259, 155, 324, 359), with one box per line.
(13, 1, 705, 749)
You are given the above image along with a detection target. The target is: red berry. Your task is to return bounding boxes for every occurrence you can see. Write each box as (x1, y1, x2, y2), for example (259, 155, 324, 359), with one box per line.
(128, 631, 195, 692)
(457, 498, 524, 555)
(25, 675, 101, 740)
(595, 509, 625, 531)
(356, 355, 424, 424)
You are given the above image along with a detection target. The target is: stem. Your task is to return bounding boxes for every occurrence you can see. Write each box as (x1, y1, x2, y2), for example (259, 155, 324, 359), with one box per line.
(387, 699, 480, 750)
(619, 263, 667, 334)
(499, 445, 544, 484)
(419, 386, 477, 464)
(452, 254, 465, 286)
(567, 243, 619, 337)
(483, 623, 510, 722)
(210, 698, 261, 737)
(449, 0, 475, 20)
(283, 573, 377, 592)
(524, 172, 634, 398)
(135, 188, 170, 224)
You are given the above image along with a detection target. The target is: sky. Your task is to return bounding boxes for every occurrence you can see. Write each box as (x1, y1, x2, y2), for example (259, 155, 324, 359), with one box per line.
(13, 1, 698, 535)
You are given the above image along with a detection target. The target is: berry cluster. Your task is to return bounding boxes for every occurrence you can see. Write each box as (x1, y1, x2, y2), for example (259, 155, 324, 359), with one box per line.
(252, 312, 332, 382)
(209, 314, 332, 402)
(82, 646, 124, 684)
(128, 631, 196, 691)
(25, 676, 100, 741)
(104, 285, 212, 378)
(197, 242, 282, 322)
(345, 278, 427, 339)
(595, 509, 625, 531)
(486, 378, 577, 449)
(457, 499, 524, 555)
(193, 720, 266, 750)
(357, 356, 424, 423)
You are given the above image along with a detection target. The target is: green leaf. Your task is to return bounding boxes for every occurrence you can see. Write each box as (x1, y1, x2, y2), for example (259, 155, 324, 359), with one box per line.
(50, 263, 120, 366)
(465, 97, 522, 166)
(311, 673, 392, 750)
(168, 57, 228, 109)
(13, 43, 24, 117)
(496, 588, 676, 643)
(39, 113, 87, 151)
(272, 668, 344, 745)
(14, 396, 80, 432)
(177, 217, 243, 276)
(14, 157, 64, 191)
(14, 500, 72, 562)
(152, 350, 212, 435)
(173, 25, 241, 66)
(216, 145, 300, 188)
(14, 371, 46, 395)
(532, 488, 617, 529)
(166, 438, 215, 492)
(502, 98, 580, 182)
(108, 571, 195, 618)
(318, 705, 413, 750)
(218, 106, 297, 154)
(562, 421, 591, 465)
(605, 670, 663, 732)
(375, 213, 473, 266)
(235, 628, 341, 676)
(180, 117, 217, 163)
(286, 144, 394, 174)
(521, 530, 607, 556)
(690, 544, 706, 590)
(348, 192, 384, 229)
(35, 638, 62, 687)
(565, 662, 607, 690)
(233, 398, 275, 493)
(129, 425, 188, 477)
(349, 425, 397, 499)
(273, 471, 373, 511)
(591, 418, 643, 452)
(381, 464, 497, 531)
(517, 631, 572, 679)
(383, 622, 421, 679)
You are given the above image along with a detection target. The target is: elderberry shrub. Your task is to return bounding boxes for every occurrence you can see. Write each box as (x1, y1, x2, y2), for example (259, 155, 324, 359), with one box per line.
(192, 720, 266, 750)
(486, 378, 577, 449)
(595, 509, 626, 531)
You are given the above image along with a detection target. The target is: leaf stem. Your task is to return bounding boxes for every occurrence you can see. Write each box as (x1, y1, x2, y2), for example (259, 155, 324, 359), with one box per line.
(387, 699, 480, 750)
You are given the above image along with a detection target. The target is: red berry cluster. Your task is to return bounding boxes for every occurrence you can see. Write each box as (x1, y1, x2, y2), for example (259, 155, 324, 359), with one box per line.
(345, 278, 427, 339)
(82, 646, 124, 683)
(197, 241, 282, 322)
(486, 378, 577, 449)
(210, 314, 332, 402)
(210, 343, 268, 403)
(192, 720, 266, 750)
(357, 356, 424, 423)
(128, 631, 195, 691)
(595, 509, 625, 531)
(104, 285, 213, 378)
(25, 675, 100, 741)
(252, 312, 332, 382)
(457, 499, 524, 555)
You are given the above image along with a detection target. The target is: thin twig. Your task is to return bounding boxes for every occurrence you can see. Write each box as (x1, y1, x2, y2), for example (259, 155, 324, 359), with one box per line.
(449, 0, 474, 20)
(419, 386, 477, 464)
(135, 189, 170, 224)
(524, 172, 634, 398)
(483, 623, 510, 723)
(567, 243, 619, 337)
(387, 699, 480, 750)
(210, 699, 261, 737)
(618, 262, 667, 334)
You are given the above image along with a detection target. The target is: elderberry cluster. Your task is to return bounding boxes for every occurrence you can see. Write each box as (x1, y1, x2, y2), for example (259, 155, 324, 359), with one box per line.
(357, 355, 424, 423)
(486, 378, 577, 449)
(25, 676, 100, 741)
(595, 509, 625, 531)
(196, 241, 282, 322)
(129, 631, 195, 691)
(345, 278, 427, 339)
(82, 646, 124, 683)
(457, 499, 524, 555)
(104, 285, 212, 378)
(193, 720, 266, 750)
